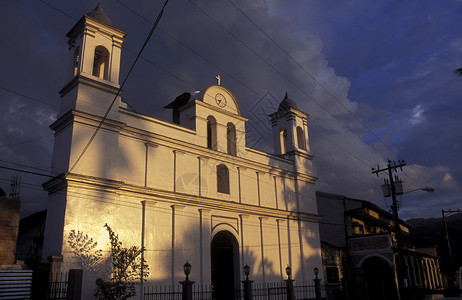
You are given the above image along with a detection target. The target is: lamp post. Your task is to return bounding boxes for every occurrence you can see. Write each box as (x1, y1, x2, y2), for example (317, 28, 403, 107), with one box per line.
(284, 265, 295, 300)
(393, 185, 435, 299)
(180, 261, 195, 300)
(313, 267, 321, 300)
(242, 264, 253, 300)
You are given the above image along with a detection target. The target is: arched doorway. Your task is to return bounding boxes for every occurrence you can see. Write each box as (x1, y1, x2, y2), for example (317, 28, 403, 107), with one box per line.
(361, 256, 398, 300)
(211, 231, 239, 300)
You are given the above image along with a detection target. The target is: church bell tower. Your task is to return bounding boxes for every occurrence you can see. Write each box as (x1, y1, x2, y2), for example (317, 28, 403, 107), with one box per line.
(58, 4, 126, 119)
(269, 93, 310, 158)
(49, 4, 126, 175)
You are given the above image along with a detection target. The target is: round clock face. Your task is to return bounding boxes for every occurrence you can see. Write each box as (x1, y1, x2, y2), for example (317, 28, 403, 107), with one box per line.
(215, 93, 227, 107)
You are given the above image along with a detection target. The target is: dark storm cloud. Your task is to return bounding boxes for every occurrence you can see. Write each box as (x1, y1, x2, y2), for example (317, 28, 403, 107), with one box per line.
(0, 0, 461, 218)
(282, 0, 462, 217)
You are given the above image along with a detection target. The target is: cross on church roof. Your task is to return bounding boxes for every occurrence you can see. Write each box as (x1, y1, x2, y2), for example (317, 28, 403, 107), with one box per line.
(216, 75, 221, 86)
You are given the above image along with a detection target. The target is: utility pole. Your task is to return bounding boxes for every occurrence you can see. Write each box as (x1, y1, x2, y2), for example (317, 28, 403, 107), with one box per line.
(372, 160, 406, 300)
(442, 209, 462, 294)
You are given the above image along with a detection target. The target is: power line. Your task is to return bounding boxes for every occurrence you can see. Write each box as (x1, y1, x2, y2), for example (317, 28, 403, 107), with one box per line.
(0, 85, 59, 109)
(0, 165, 54, 178)
(0, 134, 53, 148)
(0, 160, 56, 175)
(39, 0, 76, 20)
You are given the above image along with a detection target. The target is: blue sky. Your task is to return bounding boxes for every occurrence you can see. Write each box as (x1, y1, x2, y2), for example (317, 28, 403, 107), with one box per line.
(1, 0, 461, 219)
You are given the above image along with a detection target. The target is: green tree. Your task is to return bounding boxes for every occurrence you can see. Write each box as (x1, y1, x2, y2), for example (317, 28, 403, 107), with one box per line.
(94, 224, 149, 300)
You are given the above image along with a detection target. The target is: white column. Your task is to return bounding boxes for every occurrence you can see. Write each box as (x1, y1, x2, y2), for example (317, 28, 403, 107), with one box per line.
(297, 219, 306, 281)
(256, 172, 261, 206)
(259, 217, 267, 283)
(171, 204, 185, 285)
(199, 209, 211, 285)
(273, 176, 278, 209)
(276, 219, 286, 280)
(240, 214, 250, 274)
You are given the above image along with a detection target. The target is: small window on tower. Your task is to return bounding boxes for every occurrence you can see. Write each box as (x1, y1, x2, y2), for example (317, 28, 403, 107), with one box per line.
(73, 46, 80, 77)
(297, 126, 306, 150)
(217, 164, 230, 194)
(93, 46, 109, 80)
(280, 128, 288, 154)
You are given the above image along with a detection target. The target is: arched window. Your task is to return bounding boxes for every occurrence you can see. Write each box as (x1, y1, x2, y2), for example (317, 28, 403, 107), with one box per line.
(92, 46, 109, 79)
(217, 164, 229, 194)
(207, 116, 217, 150)
(280, 128, 288, 154)
(297, 126, 306, 150)
(227, 122, 237, 156)
(73, 46, 80, 77)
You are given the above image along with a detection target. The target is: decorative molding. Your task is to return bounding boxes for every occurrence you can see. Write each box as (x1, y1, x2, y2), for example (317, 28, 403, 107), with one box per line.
(212, 215, 239, 234)
(43, 172, 322, 222)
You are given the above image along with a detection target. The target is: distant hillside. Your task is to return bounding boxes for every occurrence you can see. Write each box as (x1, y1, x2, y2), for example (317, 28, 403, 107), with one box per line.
(406, 214, 462, 272)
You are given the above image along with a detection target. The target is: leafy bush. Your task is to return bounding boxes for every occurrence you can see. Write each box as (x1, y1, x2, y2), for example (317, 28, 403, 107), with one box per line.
(94, 224, 149, 300)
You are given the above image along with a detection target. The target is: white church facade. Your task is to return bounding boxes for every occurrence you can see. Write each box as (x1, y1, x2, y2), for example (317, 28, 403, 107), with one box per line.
(42, 4, 323, 298)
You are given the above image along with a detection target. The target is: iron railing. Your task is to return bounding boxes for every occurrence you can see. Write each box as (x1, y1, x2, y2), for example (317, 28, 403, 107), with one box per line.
(144, 281, 324, 300)
(47, 272, 68, 300)
(144, 284, 212, 300)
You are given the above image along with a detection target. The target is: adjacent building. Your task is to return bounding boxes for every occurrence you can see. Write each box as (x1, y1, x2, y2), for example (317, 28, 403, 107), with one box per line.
(317, 191, 444, 299)
(0, 193, 21, 267)
(42, 5, 323, 299)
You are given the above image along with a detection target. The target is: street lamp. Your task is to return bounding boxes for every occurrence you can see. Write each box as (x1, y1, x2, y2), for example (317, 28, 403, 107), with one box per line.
(401, 186, 435, 194)
(313, 267, 321, 300)
(183, 261, 191, 281)
(382, 183, 435, 197)
(242, 264, 253, 300)
(285, 265, 295, 300)
(285, 265, 292, 279)
(181, 261, 195, 300)
(243, 264, 250, 280)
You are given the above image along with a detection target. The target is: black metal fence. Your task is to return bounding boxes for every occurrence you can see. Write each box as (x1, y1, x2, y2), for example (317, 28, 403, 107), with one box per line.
(30, 269, 81, 300)
(144, 285, 181, 300)
(144, 281, 324, 300)
(144, 284, 212, 300)
(47, 272, 68, 300)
